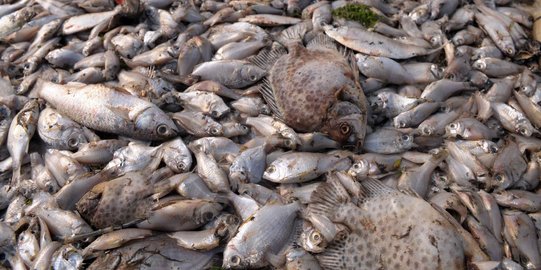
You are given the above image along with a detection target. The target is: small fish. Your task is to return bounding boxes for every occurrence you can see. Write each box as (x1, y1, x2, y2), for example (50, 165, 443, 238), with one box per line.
(0, 6, 37, 39)
(263, 152, 351, 183)
(223, 202, 301, 269)
(37, 107, 88, 151)
(7, 99, 39, 184)
(324, 25, 441, 59)
(192, 59, 266, 88)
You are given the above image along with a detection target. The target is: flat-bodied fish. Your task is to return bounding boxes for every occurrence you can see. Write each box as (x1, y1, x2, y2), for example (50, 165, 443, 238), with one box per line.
(309, 174, 488, 269)
(254, 23, 368, 151)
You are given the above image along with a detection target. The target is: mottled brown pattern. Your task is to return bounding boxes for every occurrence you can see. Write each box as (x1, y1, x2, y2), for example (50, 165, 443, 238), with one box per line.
(76, 174, 153, 228)
(269, 44, 357, 132)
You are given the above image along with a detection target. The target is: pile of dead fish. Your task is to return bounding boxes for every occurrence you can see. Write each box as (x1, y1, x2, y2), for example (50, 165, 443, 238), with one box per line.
(1, 0, 541, 269)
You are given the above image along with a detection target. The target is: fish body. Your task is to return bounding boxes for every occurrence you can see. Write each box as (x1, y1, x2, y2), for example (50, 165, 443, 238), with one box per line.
(259, 27, 367, 151)
(37, 80, 177, 140)
(311, 176, 483, 270)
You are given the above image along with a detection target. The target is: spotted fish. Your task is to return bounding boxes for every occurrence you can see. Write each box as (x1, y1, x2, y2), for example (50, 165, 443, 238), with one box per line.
(308, 173, 489, 269)
(252, 22, 368, 151)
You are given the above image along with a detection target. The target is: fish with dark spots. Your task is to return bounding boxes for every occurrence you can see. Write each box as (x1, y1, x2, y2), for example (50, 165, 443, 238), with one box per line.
(255, 23, 368, 151)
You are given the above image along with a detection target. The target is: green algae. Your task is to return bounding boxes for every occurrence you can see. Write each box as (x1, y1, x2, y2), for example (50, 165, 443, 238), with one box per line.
(332, 4, 380, 28)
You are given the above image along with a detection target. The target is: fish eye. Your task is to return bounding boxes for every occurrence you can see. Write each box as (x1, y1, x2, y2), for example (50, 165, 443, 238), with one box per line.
(494, 174, 504, 182)
(156, 124, 169, 136)
(230, 255, 242, 266)
(422, 127, 432, 135)
(339, 122, 351, 135)
(210, 110, 219, 118)
(519, 128, 529, 136)
(249, 74, 258, 81)
(284, 139, 294, 148)
(310, 231, 322, 244)
(352, 163, 360, 169)
(506, 47, 514, 55)
(177, 162, 187, 171)
(266, 165, 276, 174)
(67, 137, 79, 148)
(448, 123, 457, 129)
(209, 127, 220, 135)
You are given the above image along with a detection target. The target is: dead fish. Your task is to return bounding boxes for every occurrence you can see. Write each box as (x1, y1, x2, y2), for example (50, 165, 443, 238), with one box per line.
(7, 99, 39, 184)
(37, 80, 178, 140)
(324, 25, 441, 59)
(192, 59, 266, 88)
(263, 152, 351, 183)
(37, 107, 87, 151)
(310, 175, 487, 269)
(256, 26, 367, 150)
(223, 202, 300, 269)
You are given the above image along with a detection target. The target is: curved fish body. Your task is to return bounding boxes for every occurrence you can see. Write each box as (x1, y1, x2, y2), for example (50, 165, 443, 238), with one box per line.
(37, 80, 178, 140)
(258, 27, 367, 151)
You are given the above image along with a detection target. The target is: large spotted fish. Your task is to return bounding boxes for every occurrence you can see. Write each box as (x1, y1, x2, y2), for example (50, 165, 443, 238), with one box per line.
(308, 174, 489, 269)
(252, 22, 368, 151)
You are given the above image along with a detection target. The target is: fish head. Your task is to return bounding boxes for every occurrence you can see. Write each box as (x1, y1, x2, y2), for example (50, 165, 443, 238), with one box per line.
(194, 201, 223, 225)
(445, 121, 462, 138)
(348, 159, 370, 178)
(473, 59, 487, 71)
(491, 172, 513, 191)
(516, 121, 534, 137)
(240, 64, 266, 84)
(396, 133, 415, 150)
(262, 162, 285, 182)
(135, 109, 178, 140)
(223, 241, 257, 269)
(300, 224, 327, 253)
(325, 113, 366, 151)
(229, 161, 248, 183)
(64, 130, 88, 150)
(205, 123, 224, 136)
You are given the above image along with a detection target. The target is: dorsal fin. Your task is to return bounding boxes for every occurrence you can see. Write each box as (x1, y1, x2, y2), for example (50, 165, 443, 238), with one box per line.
(277, 21, 311, 48)
(258, 77, 284, 121)
(360, 178, 395, 198)
(248, 43, 287, 70)
(305, 173, 350, 218)
(306, 32, 337, 51)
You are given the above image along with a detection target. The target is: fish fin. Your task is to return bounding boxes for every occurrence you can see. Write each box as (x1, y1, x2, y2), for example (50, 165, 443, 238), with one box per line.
(315, 230, 349, 269)
(105, 104, 134, 122)
(359, 178, 394, 198)
(258, 77, 284, 120)
(248, 43, 286, 70)
(277, 21, 311, 48)
(306, 32, 337, 51)
(306, 174, 350, 218)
